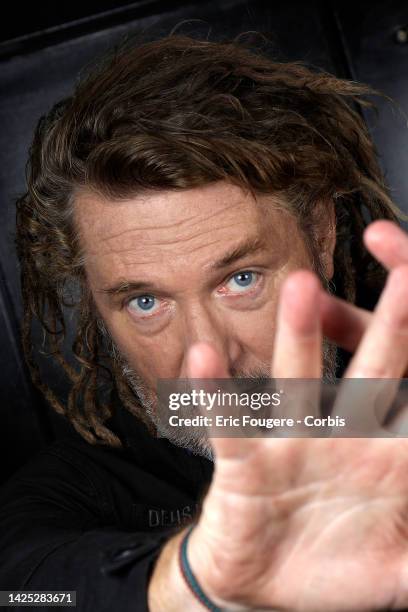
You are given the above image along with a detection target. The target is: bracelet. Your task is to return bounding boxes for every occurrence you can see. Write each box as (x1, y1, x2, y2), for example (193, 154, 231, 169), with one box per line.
(179, 525, 222, 612)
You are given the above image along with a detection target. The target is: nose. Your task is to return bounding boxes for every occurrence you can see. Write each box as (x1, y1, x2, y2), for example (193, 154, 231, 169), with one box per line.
(178, 301, 241, 378)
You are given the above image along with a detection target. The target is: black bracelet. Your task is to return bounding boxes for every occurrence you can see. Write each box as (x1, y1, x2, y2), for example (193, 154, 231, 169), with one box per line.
(179, 525, 222, 611)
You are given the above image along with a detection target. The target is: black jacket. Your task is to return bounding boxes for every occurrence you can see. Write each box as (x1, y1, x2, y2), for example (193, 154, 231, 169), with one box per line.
(0, 396, 214, 611)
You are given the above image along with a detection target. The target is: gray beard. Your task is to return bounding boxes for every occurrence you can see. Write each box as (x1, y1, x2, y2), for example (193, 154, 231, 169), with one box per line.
(97, 318, 339, 463)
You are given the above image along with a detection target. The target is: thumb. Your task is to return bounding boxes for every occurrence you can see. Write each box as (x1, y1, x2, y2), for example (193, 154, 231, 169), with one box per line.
(186, 342, 258, 461)
(186, 341, 229, 379)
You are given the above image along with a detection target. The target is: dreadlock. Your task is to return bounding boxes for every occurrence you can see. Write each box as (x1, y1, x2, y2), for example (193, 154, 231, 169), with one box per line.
(15, 33, 406, 446)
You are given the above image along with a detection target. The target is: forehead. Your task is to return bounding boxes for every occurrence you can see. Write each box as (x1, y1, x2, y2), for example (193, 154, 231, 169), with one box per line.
(75, 182, 289, 248)
(74, 182, 298, 283)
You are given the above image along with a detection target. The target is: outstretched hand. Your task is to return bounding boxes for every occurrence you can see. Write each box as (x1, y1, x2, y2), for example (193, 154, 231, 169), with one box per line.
(185, 220, 408, 611)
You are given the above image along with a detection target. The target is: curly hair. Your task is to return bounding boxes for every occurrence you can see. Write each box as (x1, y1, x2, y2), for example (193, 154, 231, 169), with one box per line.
(15, 33, 405, 448)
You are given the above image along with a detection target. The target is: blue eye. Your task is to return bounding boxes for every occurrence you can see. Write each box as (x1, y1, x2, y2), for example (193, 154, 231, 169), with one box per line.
(129, 295, 157, 313)
(227, 271, 257, 292)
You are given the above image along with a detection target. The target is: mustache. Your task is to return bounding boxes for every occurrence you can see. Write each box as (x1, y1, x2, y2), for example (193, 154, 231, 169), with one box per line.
(96, 316, 338, 464)
(230, 365, 271, 379)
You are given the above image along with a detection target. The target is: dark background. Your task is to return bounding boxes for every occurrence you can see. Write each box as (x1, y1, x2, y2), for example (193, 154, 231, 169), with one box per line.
(0, 0, 407, 484)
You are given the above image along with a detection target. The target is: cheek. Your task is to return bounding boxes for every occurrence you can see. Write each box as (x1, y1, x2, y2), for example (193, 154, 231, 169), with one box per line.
(230, 295, 279, 360)
(103, 310, 180, 381)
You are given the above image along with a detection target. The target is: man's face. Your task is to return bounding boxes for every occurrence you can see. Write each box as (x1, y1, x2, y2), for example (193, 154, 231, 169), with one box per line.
(75, 181, 336, 459)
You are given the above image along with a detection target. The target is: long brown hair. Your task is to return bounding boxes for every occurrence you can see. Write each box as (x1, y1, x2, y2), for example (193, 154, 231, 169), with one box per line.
(15, 34, 405, 447)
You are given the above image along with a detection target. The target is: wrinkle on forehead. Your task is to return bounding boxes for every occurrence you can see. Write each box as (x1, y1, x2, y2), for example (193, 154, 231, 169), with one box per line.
(97, 199, 242, 244)
(74, 183, 291, 276)
(94, 224, 252, 262)
(74, 188, 302, 295)
(75, 185, 271, 255)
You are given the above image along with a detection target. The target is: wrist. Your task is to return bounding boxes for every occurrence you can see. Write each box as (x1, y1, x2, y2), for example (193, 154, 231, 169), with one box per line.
(148, 527, 205, 612)
(186, 525, 250, 612)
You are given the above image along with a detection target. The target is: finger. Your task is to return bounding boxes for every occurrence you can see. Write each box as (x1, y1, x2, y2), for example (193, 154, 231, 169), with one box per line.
(186, 342, 257, 460)
(364, 220, 408, 270)
(186, 342, 230, 422)
(383, 405, 408, 436)
(272, 270, 322, 432)
(377, 381, 408, 436)
(186, 341, 229, 379)
(322, 221, 407, 355)
(333, 266, 408, 432)
(319, 291, 370, 353)
(272, 270, 322, 378)
(345, 265, 408, 380)
(332, 377, 398, 436)
(319, 283, 408, 379)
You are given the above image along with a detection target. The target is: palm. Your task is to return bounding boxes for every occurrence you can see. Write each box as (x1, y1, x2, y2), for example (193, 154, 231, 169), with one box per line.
(196, 437, 408, 611)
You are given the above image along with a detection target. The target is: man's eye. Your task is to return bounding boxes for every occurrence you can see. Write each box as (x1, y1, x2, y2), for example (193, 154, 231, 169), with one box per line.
(225, 270, 258, 293)
(128, 294, 159, 315)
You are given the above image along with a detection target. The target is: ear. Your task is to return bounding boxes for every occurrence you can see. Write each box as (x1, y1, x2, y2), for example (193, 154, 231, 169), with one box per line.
(315, 199, 336, 281)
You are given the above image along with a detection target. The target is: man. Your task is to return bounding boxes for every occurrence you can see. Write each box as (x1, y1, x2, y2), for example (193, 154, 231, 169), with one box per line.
(1, 33, 408, 611)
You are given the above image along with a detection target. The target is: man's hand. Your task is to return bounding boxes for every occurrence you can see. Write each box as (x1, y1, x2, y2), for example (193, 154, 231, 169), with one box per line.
(182, 223, 408, 611)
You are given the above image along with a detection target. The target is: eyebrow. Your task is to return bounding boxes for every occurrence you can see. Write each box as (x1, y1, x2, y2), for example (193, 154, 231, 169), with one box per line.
(97, 235, 267, 297)
(96, 280, 158, 297)
(208, 235, 267, 270)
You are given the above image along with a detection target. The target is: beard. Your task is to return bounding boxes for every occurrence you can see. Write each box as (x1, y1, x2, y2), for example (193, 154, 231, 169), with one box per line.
(97, 318, 339, 464)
